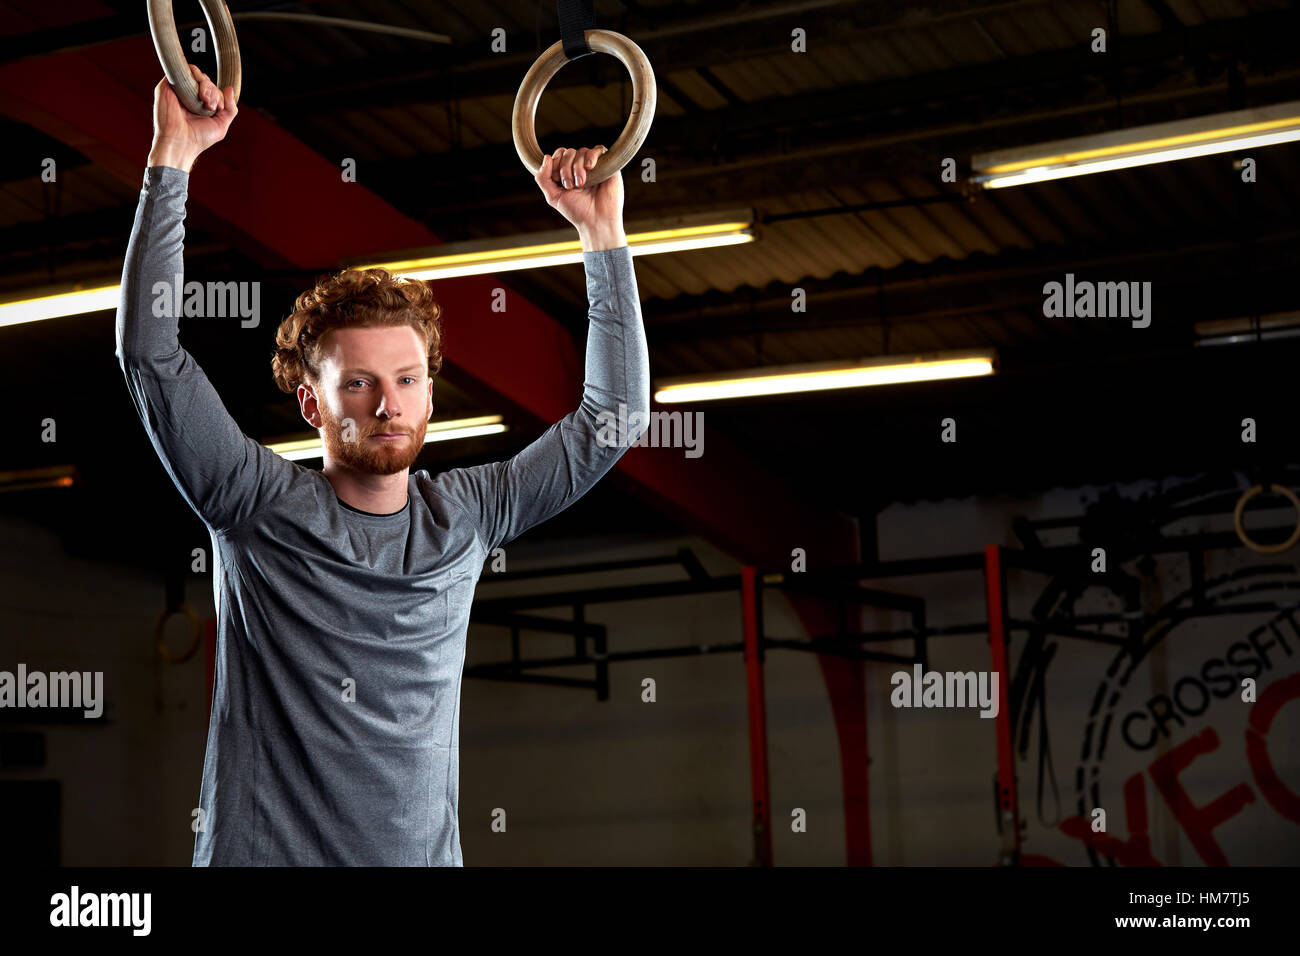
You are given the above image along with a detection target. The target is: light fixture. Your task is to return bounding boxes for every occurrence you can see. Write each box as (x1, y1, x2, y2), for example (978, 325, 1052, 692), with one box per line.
(1194, 311, 1300, 347)
(653, 349, 997, 403)
(266, 415, 508, 461)
(972, 100, 1300, 189)
(1, 211, 756, 328)
(350, 209, 756, 280)
(0, 284, 120, 328)
(0, 465, 78, 492)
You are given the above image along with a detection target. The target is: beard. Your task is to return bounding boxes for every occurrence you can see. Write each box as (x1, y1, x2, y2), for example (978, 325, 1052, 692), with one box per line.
(318, 400, 427, 476)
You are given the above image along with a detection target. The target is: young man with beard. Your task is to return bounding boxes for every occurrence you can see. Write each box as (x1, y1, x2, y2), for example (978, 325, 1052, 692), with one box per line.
(117, 67, 649, 865)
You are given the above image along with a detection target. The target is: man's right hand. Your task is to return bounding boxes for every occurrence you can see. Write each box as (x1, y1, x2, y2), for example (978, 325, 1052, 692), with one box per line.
(148, 64, 238, 173)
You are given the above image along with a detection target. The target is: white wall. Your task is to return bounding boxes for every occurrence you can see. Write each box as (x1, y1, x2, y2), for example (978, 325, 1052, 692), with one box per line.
(0, 514, 211, 865)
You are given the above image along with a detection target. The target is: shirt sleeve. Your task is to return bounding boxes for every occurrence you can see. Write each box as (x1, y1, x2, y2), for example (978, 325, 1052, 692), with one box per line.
(116, 165, 298, 534)
(429, 244, 651, 555)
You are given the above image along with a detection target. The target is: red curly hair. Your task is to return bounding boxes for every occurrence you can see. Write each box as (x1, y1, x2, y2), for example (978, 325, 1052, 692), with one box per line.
(272, 267, 443, 394)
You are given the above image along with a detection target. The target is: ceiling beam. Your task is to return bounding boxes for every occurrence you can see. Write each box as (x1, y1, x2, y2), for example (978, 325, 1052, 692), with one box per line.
(245, 0, 1029, 113)
(324, 12, 1300, 222)
(257, 2, 1296, 118)
(358, 71, 1300, 229)
(0, 0, 343, 64)
(642, 223, 1300, 336)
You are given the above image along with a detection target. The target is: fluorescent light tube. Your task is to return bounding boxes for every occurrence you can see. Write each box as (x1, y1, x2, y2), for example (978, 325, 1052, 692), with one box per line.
(654, 350, 997, 403)
(0, 465, 78, 492)
(0, 285, 120, 327)
(267, 415, 508, 461)
(972, 101, 1300, 189)
(351, 210, 756, 280)
(1194, 311, 1300, 347)
(2, 212, 755, 327)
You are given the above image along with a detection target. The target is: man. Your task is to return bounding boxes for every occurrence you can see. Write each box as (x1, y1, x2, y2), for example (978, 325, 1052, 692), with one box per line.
(117, 66, 650, 865)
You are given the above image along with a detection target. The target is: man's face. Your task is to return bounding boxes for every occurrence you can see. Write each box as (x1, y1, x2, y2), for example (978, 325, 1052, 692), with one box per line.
(299, 324, 433, 476)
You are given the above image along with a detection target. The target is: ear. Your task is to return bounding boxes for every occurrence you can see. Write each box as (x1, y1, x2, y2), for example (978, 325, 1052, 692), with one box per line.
(298, 382, 323, 429)
(427, 378, 434, 419)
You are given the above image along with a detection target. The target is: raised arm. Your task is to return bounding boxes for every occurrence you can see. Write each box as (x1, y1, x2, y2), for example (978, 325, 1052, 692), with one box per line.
(432, 147, 651, 553)
(117, 68, 295, 533)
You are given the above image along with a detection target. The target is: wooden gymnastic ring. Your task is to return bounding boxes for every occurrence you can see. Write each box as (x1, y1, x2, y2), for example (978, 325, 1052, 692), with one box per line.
(512, 29, 656, 187)
(147, 0, 242, 117)
(154, 603, 203, 663)
(1233, 483, 1300, 555)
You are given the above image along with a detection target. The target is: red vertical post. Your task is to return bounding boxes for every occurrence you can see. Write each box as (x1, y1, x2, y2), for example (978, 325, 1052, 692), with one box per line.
(983, 545, 1020, 864)
(741, 566, 773, 866)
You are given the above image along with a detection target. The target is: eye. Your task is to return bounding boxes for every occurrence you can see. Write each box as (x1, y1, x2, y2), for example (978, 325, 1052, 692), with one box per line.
(348, 379, 368, 389)
(400, 376, 417, 385)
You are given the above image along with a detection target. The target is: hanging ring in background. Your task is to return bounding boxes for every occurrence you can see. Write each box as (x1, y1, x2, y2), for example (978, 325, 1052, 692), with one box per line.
(154, 603, 203, 663)
(1233, 483, 1300, 554)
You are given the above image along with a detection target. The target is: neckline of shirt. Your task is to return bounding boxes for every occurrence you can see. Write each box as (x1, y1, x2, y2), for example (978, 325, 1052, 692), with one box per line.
(338, 497, 410, 519)
(320, 473, 414, 520)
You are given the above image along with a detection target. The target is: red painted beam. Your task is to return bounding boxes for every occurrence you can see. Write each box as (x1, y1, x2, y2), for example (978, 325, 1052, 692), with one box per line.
(741, 567, 773, 865)
(815, 616, 872, 866)
(0, 27, 870, 866)
(984, 544, 1020, 863)
(0, 0, 117, 37)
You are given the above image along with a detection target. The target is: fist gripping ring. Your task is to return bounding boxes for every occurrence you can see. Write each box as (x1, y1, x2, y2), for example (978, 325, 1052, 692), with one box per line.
(148, 0, 243, 117)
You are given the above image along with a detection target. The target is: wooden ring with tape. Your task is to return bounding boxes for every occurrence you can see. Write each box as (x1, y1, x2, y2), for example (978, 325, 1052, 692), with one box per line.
(512, 29, 656, 187)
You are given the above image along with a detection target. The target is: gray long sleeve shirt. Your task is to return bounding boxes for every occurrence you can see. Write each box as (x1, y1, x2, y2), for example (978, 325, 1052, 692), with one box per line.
(116, 165, 649, 865)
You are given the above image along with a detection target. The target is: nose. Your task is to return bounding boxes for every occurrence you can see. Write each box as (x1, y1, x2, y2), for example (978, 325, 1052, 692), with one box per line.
(375, 381, 401, 420)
